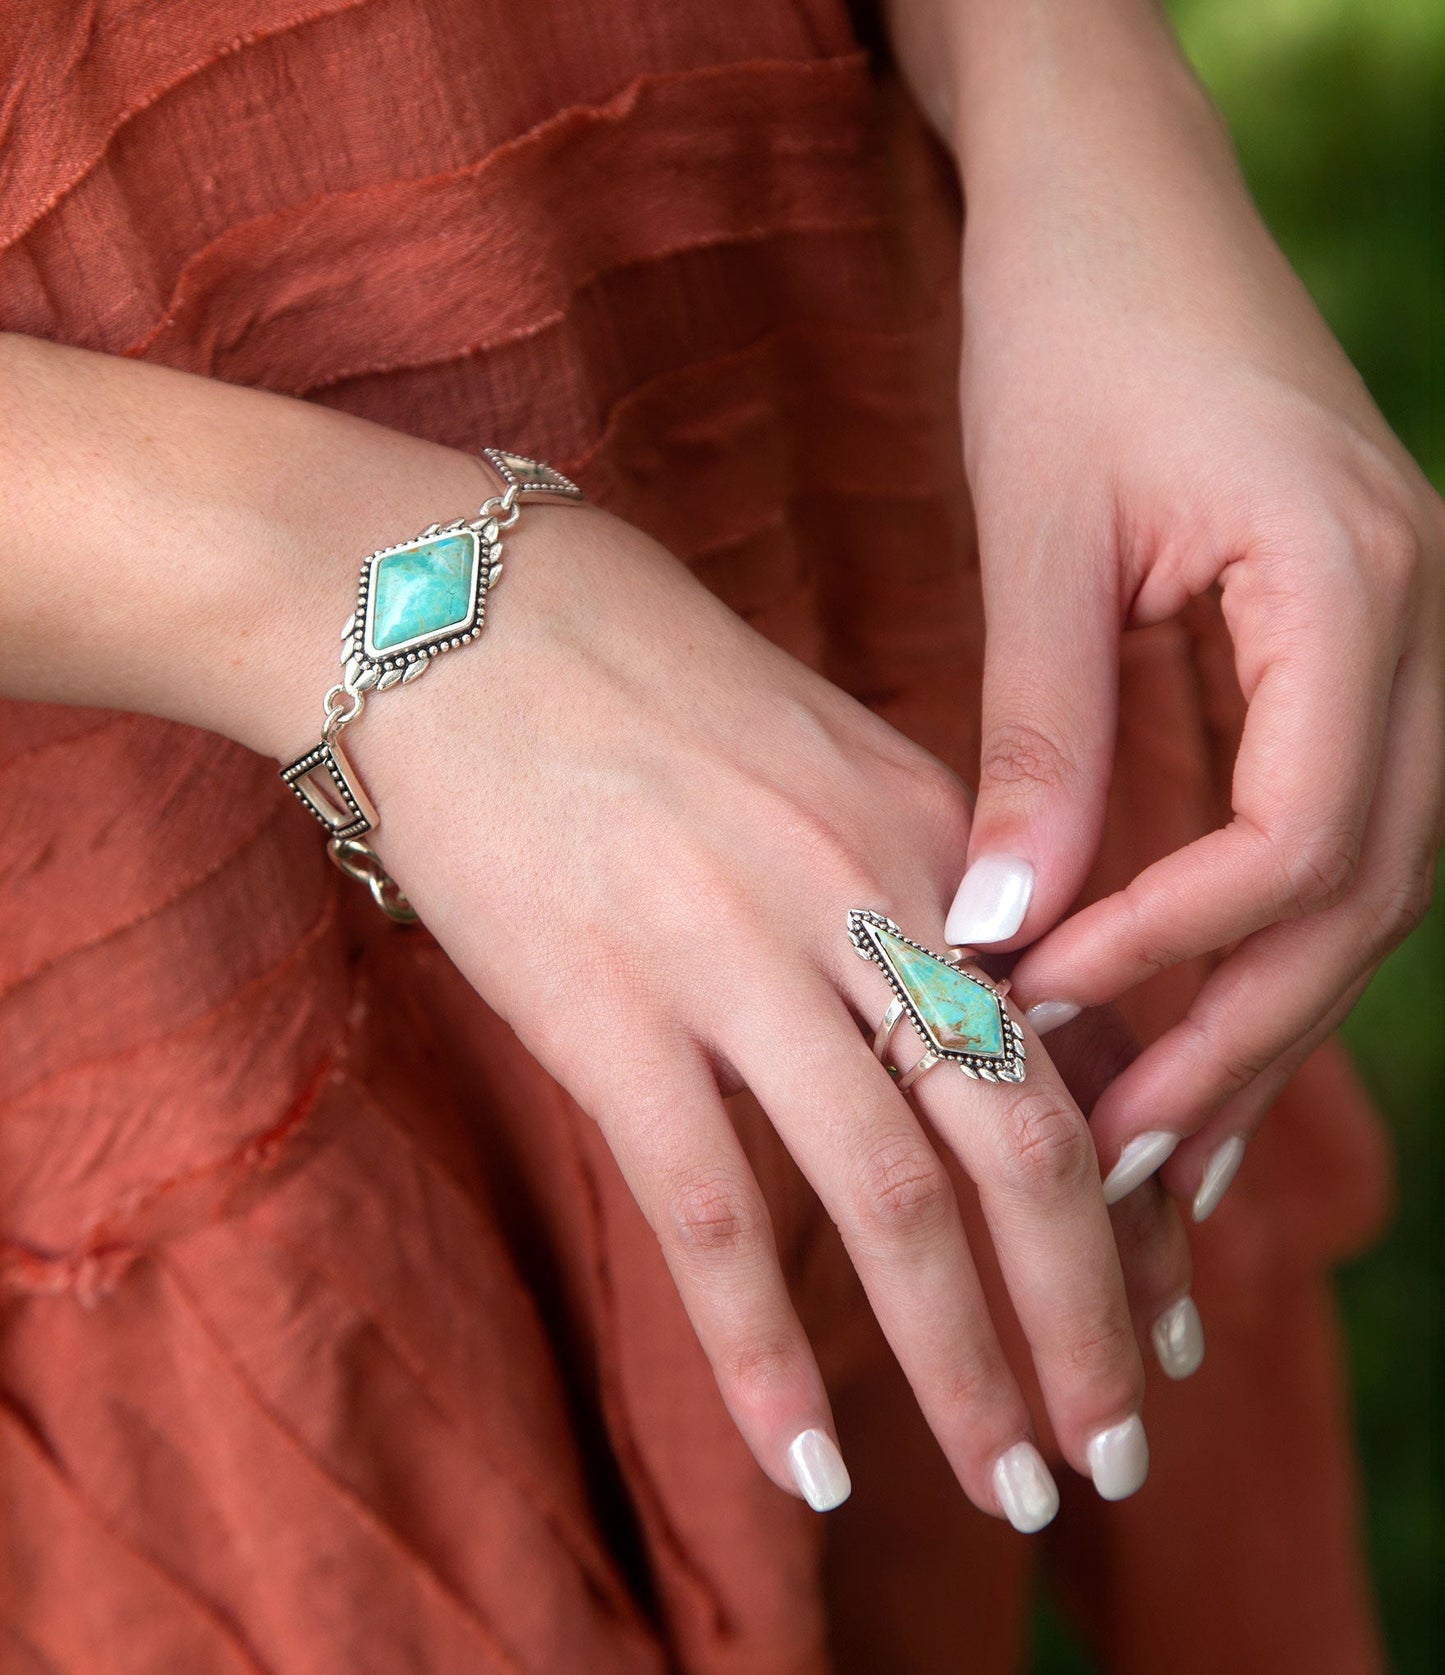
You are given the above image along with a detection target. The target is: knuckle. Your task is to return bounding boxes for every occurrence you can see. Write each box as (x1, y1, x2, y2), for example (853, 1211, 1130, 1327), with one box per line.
(1365, 505, 1421, 599)
(937, 1342, 1013, 1419)
(672, 840, 758, 938)
(721, 1334, 799, 1409)
(992, 1091, 1094, 1197)
(1119, 887, 1184, 981)
(851, 1134, 954, 1243)
(1058, 1309, 1138, 1385)
(902, 755, 974, 849)
(1367, 867, 1435, 955)
(1278, 828, 1360, 915)
(1213, 1041, 1279, 1097)
(1132, 934, 1181, 983)
(756, 789, 882, 909)
(1113, 1196, 1192, 1303)
(664, 1170, 767, 1265)
(980, 718, 1078, 798)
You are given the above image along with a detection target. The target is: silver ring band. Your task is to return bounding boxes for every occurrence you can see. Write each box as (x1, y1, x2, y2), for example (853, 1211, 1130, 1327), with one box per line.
(872, 998, 949, 1092)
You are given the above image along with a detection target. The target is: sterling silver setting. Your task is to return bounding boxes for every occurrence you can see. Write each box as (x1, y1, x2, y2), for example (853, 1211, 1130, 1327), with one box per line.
(279, 737, 377, 843)
(341, 521, 492, 693)
(849, 908, 1027, 1088)
(335, 452, 582, 698)
(280, 450, 584, 922)
(481, 447, 584, 503)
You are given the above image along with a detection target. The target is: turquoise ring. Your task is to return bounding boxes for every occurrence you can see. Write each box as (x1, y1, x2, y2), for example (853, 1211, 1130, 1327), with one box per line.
(848, 909, 1026, 1088)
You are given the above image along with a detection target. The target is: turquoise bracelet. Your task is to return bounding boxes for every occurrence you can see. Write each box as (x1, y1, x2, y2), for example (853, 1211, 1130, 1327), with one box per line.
(280, 448, 584, 920)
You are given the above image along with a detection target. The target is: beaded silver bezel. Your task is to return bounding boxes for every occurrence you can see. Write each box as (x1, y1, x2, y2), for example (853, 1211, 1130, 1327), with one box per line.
(848, 908, 1026, 1083)
(335, 520, 503, 695)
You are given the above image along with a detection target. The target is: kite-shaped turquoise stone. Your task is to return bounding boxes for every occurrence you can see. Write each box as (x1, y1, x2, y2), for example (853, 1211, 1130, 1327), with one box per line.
(849, 909, 1024, 1082)
(370, 531, 477, 651)
(871, 924, 1005, 1057)
(870, 924, 1004, 1051)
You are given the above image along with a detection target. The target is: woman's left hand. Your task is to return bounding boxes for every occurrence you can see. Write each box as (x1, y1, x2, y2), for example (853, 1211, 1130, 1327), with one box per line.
(940, 54, 1445, 1221)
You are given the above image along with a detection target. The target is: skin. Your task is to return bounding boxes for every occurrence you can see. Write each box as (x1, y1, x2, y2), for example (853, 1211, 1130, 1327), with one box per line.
(887, 0, 1445, 1214)
(3, 0, 1436, 1529)
(0, 335, 1187, 1527)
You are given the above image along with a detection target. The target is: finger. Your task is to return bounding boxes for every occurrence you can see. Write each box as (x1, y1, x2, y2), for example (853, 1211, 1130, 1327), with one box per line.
(1012, 543, 1401, 1008)
(946, 503, 1119, 949)
(593, 1043, 850, 1511)
(1030, 1003, 1202, 1379)
(903, 1012, 1150, 1501)
(824, 907, 1149, 1496)
(731, 982, 1065, 1534)
(1164, 970, 1372, 1223)
(1110, 1178, 1203, 1381)
(1077, 645, 1443, 1209)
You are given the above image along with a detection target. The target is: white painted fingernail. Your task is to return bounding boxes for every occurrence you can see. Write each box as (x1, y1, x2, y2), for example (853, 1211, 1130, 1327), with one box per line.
(992, 1440, 1060, 1534)
(1101, 1131, 1179, 1206)
(787, 1429, 852, 1511)
(1193, 1136, 1246, 1222)
(1025, 1000, 1081, 1035)
(945, 854, 1035, 946)
(1151, 1296, 1205, 1380)
(1087, 1415, 1149, 1501)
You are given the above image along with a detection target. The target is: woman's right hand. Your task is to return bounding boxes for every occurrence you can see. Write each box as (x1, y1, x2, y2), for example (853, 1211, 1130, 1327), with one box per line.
(326, 501, 1190, 1526)
(1, 333, 1193, 1531)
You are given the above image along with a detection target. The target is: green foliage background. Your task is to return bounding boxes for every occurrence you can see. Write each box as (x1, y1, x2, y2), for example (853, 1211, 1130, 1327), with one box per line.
(1031, 3, 1443, 1669)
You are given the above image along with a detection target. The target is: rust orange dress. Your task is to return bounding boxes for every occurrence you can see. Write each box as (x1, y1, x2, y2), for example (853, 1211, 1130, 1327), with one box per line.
(0, 2, 1392, 1670)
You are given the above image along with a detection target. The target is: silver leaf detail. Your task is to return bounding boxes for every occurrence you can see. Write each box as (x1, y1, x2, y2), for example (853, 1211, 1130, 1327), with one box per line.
(352, 665, 380, 693)
(344, 653, 362, 685)
(340, 612, 356, 641)
(402, 659, 430, 684)
(377, 668, 404, 690)
(480, 518, 500, 542)
(487, 563, 503, 586)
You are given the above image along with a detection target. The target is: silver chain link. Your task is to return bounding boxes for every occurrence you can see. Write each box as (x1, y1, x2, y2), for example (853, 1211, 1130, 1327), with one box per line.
(328, 837, 418, 923)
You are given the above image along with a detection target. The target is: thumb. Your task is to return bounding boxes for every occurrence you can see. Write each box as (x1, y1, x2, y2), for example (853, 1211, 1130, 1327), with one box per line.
(945, 525, 1119, 954)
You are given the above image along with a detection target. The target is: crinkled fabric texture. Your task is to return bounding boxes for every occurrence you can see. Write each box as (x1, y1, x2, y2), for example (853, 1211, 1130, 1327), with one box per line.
(0, 2, 1391, 1670)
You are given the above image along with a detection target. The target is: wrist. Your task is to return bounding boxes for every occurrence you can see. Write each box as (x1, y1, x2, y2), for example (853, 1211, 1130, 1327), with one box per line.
(0, 333, 495, 761)
(221, 432, 504, 763)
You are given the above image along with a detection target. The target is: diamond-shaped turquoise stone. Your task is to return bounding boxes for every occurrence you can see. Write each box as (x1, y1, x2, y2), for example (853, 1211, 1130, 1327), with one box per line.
(370, 532, 477, 651)
(873, 925, 1004, 1056)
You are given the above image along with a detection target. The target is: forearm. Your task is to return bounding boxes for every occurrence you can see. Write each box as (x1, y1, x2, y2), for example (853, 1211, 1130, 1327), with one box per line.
(881, 0, 1361, 414)
(0, 333, 491, 759)
(882, 0, 1236, 192)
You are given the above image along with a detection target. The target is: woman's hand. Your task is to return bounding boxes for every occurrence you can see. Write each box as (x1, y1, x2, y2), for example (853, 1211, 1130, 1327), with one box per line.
(341, 502, 1193, 1523)
(887, 0, 1445, 1220)
(1, 334, 1197, 1529)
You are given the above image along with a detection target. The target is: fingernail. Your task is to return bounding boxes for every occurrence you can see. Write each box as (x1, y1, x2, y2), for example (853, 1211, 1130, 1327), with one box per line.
(1151, 1296, 1205, 1380)
(1087, 1415, 1149, 1501)
(945, 854, 1035, 946)
(992, 1440, 1060, 1534)
(1193, 1136, 1246, 1222)
(787, 1429, 852, 1511)
(1025, 1000, 1081, 1036)
(1101, 1131, 1179, 1206)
